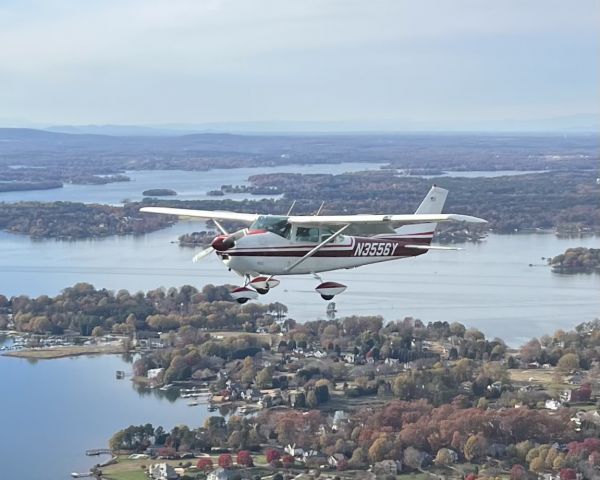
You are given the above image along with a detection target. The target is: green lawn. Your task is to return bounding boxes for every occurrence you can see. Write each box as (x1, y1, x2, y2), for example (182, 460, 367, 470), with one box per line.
(103, 470, 148, 480)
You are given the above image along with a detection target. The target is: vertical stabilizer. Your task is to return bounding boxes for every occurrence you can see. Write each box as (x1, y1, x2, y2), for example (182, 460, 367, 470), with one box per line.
(393, 185, 448, 240)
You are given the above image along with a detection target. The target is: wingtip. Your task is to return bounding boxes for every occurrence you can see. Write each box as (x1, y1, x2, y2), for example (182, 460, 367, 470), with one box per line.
(448, 214, 488, 224)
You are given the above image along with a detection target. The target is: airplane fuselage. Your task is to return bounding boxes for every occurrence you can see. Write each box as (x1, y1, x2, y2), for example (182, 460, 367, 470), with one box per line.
(217, 231, 428, 276)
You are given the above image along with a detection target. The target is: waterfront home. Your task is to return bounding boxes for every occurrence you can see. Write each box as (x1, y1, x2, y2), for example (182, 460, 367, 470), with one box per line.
(148, 463, 178, 480)
(147, 368, 164, 380)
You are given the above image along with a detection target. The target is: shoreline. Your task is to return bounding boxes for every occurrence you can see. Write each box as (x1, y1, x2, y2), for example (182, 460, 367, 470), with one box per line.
(2, 344, 126, 360)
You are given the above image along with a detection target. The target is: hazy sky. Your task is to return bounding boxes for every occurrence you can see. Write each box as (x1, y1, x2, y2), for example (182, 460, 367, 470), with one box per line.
(0, 0, 598, 128)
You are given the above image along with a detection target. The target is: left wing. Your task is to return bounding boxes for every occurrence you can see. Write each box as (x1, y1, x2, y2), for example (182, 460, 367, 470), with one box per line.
(287, 213, 487, 227)
(139, 207, 258, 225)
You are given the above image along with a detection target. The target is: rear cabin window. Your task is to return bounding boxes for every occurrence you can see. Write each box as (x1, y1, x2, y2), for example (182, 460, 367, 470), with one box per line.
(295, 226, 342, 243)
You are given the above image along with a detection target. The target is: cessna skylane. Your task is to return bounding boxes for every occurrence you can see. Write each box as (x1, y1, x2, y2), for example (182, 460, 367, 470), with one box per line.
(140, 185, 486, 303)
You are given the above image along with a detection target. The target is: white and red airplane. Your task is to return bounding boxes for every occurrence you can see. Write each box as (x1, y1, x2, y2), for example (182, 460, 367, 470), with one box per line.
(141, 185, 486, 303)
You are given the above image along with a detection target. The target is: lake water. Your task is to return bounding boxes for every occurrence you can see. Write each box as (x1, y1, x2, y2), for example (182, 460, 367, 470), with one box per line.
(0, 224, 598, 346)
(0, 163, 385, 205)
(0, 348, 215, 480)
(0, 165, 543, 205)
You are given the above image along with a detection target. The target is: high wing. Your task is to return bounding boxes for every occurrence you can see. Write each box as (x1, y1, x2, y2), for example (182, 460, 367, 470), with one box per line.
(139, 207, 258, 225)
(287, 213, 487, 227)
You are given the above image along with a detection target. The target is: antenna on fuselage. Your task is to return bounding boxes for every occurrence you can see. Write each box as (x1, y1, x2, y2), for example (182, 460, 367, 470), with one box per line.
(315, 201, 325, 215)
(286, 200, 296, 216)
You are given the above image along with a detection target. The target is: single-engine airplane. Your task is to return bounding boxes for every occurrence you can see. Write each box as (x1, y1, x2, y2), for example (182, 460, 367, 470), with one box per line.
(140, 185, 486, 303)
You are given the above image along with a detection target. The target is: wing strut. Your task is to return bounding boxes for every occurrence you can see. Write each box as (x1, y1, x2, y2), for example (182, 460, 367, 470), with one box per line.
(315, 201, 325, 215)
(285, 224, 350, 273)
(286, 200, 296, 216)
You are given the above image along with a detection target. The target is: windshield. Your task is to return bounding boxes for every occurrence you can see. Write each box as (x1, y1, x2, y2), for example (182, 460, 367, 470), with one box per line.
(250, 215, 291, 238)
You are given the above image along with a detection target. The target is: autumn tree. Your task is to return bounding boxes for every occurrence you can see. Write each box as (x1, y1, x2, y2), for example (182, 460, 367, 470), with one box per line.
(266, 448, 281, 464)
(529, 456, 544, 472)
(91, 326, 105, 337)
(218, 453, 232, 468)
(557, 353, 580, 372)
(255, 366, 274, 388)
(196, 458, 213, 471)
(369, 435, 392, 462)
(434, 448, 455, 466)
(559, 469, 576, 480)
(236, 450, 253, 467)
(349, 447, 368, 468)
(510, 464, 527, 480)
(463, 434, 488, 462)
(404, 446, 425, 470)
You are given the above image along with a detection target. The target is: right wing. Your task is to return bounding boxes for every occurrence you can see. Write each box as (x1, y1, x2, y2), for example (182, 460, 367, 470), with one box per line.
(287, 213, 487, 227)
(139, 207, 258, 225)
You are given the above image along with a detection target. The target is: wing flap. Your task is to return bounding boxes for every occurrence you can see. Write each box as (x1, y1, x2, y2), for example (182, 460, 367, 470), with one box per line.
(140, 207, 258, 224)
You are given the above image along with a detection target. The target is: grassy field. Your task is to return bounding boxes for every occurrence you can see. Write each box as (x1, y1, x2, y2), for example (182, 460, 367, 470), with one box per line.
(508, 368, 570, 390)
(2, 343, 125, 359)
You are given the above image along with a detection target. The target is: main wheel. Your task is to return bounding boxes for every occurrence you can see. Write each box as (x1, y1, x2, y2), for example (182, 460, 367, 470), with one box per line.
(236, 297, 249, 304)
(320, 294, 334, 301)
(255, 287, 269, 295)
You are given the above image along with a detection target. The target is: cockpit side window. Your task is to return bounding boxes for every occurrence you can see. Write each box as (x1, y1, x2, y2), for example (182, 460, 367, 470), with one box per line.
(251, 216, 291, 239)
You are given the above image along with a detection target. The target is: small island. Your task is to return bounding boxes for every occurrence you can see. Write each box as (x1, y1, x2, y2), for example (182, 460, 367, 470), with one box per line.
(142, 189, 177, 197)
(178, 230, 216, 247)
(550, 247, 600, 274)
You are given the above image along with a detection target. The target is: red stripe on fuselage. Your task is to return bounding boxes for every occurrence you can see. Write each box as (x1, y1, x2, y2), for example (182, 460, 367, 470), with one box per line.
(222, 237, 429, 258)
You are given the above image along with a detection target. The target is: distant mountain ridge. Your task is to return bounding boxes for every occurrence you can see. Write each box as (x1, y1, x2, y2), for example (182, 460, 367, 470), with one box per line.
(42, 113, 600, 136)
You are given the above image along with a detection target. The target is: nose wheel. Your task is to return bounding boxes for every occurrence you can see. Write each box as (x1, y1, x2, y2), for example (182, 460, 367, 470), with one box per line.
(249, 276, 280, 295)
(231, 276, 281, 303)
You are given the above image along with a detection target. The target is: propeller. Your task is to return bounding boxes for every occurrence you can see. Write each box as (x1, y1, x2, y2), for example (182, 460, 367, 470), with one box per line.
(192, 246, 215, 263)
(191, 227, 248, 263)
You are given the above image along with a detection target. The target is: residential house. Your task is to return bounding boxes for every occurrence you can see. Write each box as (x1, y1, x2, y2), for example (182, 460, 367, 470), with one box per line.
(328, 453, 347, 468)
(148, 463, 178, 480)
(545, 399, 562, 410)
(285, 444, 305, 458)
(343, 353, 356, 364)
(332, 410, 349, 431)
(373, 460, 402, 475)
(207, 467, 232, 480)
(241, 388, 261, 402)
(147, 368, 164, 380)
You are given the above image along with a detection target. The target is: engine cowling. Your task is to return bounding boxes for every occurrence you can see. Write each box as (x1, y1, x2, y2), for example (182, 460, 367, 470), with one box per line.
(211, 234, 236, 252)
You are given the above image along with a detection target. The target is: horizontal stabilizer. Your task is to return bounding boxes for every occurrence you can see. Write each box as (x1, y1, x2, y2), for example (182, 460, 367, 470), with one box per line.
(404, 244, 461, 251)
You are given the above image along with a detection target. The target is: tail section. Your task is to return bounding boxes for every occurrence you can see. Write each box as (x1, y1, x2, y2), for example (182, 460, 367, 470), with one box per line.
(393, 185, 448, 242)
